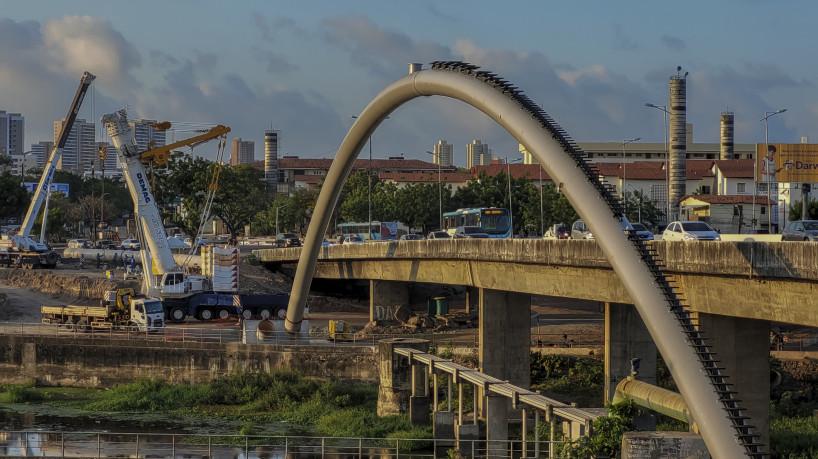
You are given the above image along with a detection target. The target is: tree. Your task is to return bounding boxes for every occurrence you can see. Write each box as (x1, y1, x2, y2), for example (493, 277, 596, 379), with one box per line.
(624, 189, 663, 225)
(0, 155, 13, 174)
(210, 164, 270, 239)
(0, 172, 29, 223)
(339, 170, 371, 223)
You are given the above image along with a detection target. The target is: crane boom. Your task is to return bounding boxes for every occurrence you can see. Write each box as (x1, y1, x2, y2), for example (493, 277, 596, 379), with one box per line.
(20, 71, 96, 238)
(140, 125, 230, 168)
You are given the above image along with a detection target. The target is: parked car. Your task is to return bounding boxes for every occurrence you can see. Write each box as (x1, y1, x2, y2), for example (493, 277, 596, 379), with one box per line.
(67, 239, 89, 249)
(344, 236, 365, 244)
(94, 239, 118, 250)
(427, 230, 451, 239)
(781, 220, 818, 241)
(453, 226, 490, 239)
(662, 221, 721, 241)
(571, 219, 593, 240)
(399, 234, 424, 241)
(120, 238, 141, 250)
(276, 233, 302, 247)
(629, 223, 655, 241)
(183, 237, 206, 247)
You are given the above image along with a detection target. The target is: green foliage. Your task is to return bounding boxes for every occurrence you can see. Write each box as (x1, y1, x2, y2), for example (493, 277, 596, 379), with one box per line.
(0, 172, 30, 222)
(788, 198, 818, 221)
(771, 416, 818, 458)
(315, 408, 419, 438)
(0, 385, 44, 404)
(530, 354, 603, 393)
(84, 378, 211, 412)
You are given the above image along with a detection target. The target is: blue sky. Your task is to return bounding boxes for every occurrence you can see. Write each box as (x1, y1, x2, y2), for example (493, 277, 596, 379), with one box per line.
(2, 1, 816, 166)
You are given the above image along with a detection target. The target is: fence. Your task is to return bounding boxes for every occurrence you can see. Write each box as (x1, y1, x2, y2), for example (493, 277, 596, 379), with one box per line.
(0, 431, 563, 458)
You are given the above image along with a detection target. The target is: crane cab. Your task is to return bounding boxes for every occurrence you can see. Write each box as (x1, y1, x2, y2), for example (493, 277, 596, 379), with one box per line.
(158, 272, 207, 295)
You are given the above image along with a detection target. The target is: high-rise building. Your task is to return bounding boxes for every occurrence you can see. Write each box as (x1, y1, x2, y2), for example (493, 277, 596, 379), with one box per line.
(433, 140, 454, 167)
(520, 143, 539, 165)
(30, 141, 53, 169)
(264, 130, 280, 192)
(54, 118, 95, 174)
(466, 139, 491, 169)
(0, 110, 24, 157)
(133, 121, 166, 153)
(231, 137, 255, 166)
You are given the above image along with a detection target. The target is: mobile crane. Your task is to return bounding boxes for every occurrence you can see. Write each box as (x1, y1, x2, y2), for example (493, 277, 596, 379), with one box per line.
(101, 110, 289, 322)
(0, 71, 95, 269)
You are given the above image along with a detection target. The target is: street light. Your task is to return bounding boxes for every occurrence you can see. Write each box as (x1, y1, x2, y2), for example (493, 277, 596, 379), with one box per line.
(620, 137, 641, 216)
(351, 115, 389, 239)
(506, 157, 522, 236)
(426, 151, 443, 229)
(275, 204, 288, 235)
(644, 103, 670, 221)
(539, 165, 544, 236)
(760, 109, 786, 233)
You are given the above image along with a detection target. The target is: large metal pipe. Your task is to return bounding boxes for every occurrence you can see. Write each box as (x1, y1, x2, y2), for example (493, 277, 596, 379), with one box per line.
(613, 377, 697, 431)
(63, 248, 200, 268)
(285, 63, 753, 457)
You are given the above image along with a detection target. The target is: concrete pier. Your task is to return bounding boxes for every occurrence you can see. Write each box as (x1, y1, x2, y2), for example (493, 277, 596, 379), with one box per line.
(604, 302, 657, 403)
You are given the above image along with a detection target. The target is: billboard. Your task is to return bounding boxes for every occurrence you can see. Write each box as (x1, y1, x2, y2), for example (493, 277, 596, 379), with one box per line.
(756, 143, 818, 183)
(23, 182, 70, 197)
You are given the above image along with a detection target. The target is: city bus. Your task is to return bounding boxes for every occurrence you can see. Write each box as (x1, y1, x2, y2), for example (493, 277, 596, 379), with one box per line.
(442, 208, 512, 238)
(337, 221, 407, 241)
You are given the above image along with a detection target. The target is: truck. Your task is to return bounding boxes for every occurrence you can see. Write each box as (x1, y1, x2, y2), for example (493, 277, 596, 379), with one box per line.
(101, 110, 290, 322)
(41, 289, 164, 332)
(0, 71, 95, 270)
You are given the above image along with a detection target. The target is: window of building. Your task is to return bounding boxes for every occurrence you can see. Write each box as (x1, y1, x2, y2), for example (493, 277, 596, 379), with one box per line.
(700, 186, 711, 194)
(737, 183, 746, 193)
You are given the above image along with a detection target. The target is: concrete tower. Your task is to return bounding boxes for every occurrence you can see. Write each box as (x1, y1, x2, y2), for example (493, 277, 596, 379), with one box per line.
(720, 112, 735, 160)
(669, 67, 688, 221)
(433, 140, 454, 167)
(264, 130, 279, 193)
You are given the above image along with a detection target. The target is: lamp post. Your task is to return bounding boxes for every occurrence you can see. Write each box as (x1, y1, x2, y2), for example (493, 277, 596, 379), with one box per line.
(506, 157, 522, 236)
(275, 204, 288, 236)
(645, 103, 670, 221)
(351, 115, 388, 239)
(620, 137, 641, 217)
(760, 109, 786, 233)
(539, 165, 544, 236)
(426, 151, 443, 229)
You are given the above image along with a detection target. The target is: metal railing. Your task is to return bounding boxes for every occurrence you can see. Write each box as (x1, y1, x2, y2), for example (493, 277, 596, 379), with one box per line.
(0, 430, 563, 458)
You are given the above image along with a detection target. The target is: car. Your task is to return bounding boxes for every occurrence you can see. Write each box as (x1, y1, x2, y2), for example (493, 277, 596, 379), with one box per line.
(344, 236, 365, 244)
(427, 231, 451, 239)
(183, 237, 206, 247)
(94, 239, 118, 250)
(453, 226, 490, 239)
(399, 234, 424, 241)
(662, 221, 721, 241)
(571, 219, 593, 240)
(120, 238, 141, 250)
(629, 223, 655, 241)
(276, 232, 302, 247)
(781, 220, 818, 241)
(67, 239, 89, 249)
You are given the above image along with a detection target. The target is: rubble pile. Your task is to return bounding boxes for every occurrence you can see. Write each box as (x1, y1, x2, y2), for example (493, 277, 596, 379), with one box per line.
(355, 305, 478, 338)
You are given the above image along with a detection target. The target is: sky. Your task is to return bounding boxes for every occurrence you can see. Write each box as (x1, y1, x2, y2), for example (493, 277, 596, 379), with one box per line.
(2, 1, 817, 167)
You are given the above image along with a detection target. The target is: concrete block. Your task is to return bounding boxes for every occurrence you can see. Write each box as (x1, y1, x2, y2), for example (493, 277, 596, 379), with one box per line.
(434, 410, 455, 439)
(456, 423, 480, 455)
(621, 431, 709, 459)
(376, 338, 429, 417)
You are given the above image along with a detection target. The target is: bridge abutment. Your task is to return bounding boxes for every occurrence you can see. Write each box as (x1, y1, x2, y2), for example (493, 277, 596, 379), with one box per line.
(377, 338, 429, 417)
(604, 302, 658, 404)
(370, 280, 410, 322)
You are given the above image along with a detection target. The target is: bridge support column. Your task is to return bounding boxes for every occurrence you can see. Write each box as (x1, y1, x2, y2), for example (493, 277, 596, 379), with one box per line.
(478, 288, 531, 417)
(370, 280, 409, 323)
(410, 358, 431, 425)
(696, 313, 770, 452)
(377, 338, 428, 417)
(486, 394, 509, 457)
(464, 286, 479, 314)
(604, 302, 657, 404)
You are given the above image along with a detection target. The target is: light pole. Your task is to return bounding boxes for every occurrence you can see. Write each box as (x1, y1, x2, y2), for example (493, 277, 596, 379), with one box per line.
(645, 103, 670, 221)
(539, 165, 544, 236)
(506, 157, 522, 236)
(351, 115, 388, 239)
(761, 109, 786, 233)
(426, 151, 443, 229)
(620, 137, 641, 217)
(275, 204, 288, 235)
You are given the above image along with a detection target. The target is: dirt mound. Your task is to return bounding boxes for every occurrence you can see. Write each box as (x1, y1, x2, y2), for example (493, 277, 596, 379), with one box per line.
(354, 309, 478, 338)
(0, 268, 140, 303)
(239, 260, 292, 294)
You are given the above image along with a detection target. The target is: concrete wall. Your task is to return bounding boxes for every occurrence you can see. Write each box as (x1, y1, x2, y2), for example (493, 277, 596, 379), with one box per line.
(0, 336, 378, 388)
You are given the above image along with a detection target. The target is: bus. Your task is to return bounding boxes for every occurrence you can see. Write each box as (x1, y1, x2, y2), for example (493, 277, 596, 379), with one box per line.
(337, 221, 408, 241)
(442, 208, 512, 238)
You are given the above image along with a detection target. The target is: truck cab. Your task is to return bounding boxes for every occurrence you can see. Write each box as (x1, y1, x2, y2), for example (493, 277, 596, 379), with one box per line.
(130, 297, 165, 332)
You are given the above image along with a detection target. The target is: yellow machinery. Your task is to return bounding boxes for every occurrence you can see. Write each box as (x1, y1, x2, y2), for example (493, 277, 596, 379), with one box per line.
(328, 320, 349, 341)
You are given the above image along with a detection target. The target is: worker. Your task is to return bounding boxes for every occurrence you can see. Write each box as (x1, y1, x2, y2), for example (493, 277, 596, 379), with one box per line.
(95, 252, 102, 269)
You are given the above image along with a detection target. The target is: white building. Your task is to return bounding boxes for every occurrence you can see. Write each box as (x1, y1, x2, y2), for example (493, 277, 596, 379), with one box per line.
(432, 140, 454, 167)
(0, 110, 24, 157)
(466, 139, 491, 168)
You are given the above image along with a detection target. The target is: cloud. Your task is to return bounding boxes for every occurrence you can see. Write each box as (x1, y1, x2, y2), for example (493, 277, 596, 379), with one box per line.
(613, 24, 639, 51)
(556, 65, 611, 87)
(661, 35, 686, 51)
(251, 48, 297, 74)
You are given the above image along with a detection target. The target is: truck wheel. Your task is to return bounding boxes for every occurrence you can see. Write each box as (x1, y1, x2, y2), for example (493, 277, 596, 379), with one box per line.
(241, 309, 253, 320)
(199, 308, 215, 321)
(169, 307, 186, 323)
(258, 307, 272, 319)
(218, 308, 230, 320)
(76, 320, 90, 333)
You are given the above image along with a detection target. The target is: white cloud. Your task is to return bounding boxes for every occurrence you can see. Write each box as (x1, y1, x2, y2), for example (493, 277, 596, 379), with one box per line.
(556, 65, 611, 87)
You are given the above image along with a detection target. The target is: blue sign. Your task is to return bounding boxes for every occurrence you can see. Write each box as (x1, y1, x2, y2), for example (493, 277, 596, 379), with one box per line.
(23, 182, 70, 197)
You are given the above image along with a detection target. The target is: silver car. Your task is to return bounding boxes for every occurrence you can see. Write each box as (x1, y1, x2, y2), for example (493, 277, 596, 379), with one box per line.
(781, 220, 818, 241)
(453, 226, 490, 239)
(662, 221, 721, 241)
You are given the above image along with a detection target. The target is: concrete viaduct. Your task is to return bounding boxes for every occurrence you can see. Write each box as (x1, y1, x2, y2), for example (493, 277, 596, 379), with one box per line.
(256, 239, 818, 452)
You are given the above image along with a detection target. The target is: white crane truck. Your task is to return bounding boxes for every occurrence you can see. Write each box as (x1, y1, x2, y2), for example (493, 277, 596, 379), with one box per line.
(101, 110, 289, 322)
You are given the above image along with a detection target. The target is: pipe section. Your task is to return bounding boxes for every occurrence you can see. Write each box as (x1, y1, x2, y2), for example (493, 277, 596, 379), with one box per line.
(613, 377, 697, 431)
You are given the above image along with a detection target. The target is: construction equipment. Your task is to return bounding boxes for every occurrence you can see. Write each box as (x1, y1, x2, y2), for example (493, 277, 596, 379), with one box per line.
(0, 71, 95, 269)
(101, 110, 288, 322)
(41, 288, 164, 332)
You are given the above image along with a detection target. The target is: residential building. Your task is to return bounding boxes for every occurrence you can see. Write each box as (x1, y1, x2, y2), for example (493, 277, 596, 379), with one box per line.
(0, 110, 24, 157)
(29, 141, 53, 169)
(231, 137, 255, 166)
(466, 140, 491, 168)
(54, 117, 95, 174)
(133, 121, 166, 153)
(432, 140, 453, 167)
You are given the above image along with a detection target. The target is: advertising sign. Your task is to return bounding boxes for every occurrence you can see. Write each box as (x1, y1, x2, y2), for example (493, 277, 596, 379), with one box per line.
(23, 182, 70, 197)
(756, 143, 818, 183)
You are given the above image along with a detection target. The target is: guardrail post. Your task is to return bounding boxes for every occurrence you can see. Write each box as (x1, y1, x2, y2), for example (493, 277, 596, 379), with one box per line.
(546, 405, 555, 459)
(322, 436, 325, 455)
(245, 435, 249, 458)
(172, 434, 175, 458)
(534, 410, 540, 458)
(522, 407, 528, 458)
(98, 433, 101, 457)
(358, 437, 362, 458)
(135, 433, 139, 458)
(61, 432, 64, 457)
(285, 437, 288, 455)
(208, 434, 211, 457)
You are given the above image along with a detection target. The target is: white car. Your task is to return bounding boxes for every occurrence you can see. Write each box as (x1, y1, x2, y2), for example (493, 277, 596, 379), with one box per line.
(662, 221, 721, 241)
(120, 238, 141, 250)
(344, 236, 365, 244)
